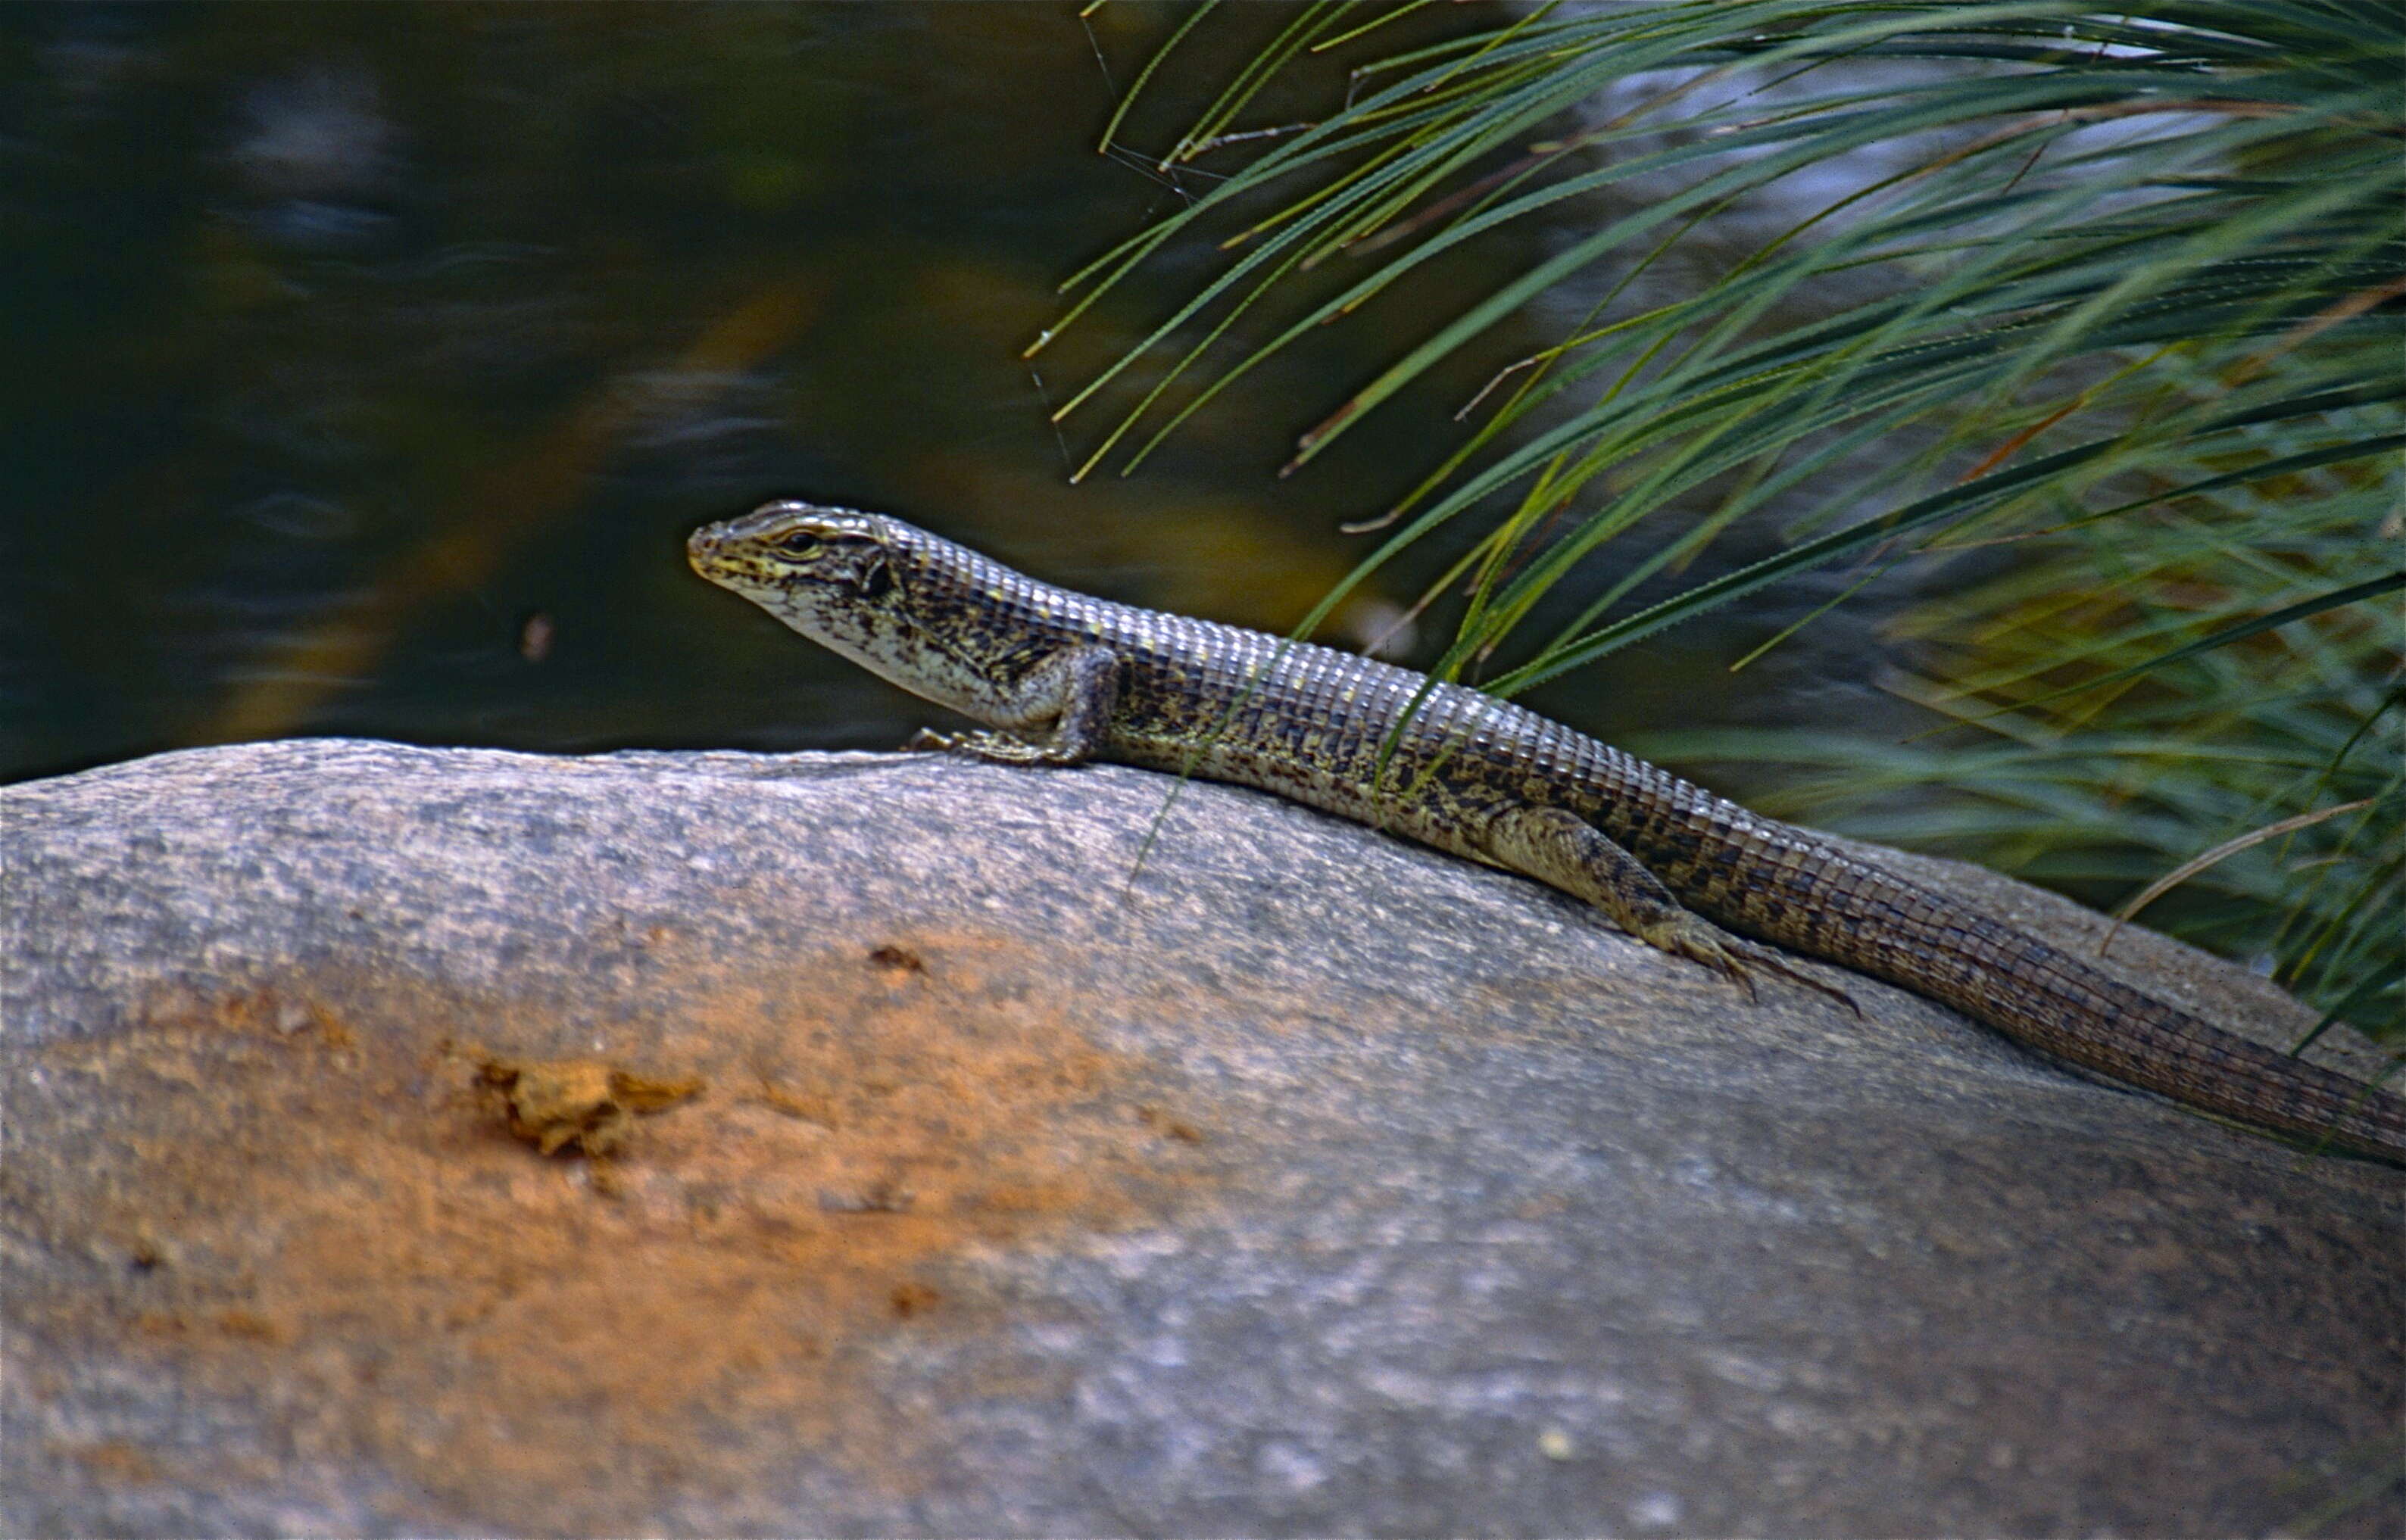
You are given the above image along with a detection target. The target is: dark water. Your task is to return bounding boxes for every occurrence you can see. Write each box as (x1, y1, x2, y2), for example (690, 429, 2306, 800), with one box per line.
(4, 2, 1899, 787)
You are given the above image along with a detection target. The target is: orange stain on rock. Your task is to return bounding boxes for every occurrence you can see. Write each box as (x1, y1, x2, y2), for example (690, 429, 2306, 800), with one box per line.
(8, 936, 1221, 1529)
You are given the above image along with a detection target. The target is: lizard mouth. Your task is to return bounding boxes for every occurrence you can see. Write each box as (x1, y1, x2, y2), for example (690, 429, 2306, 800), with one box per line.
(685, 519, 750, 584)
(685, 511, 803, 590)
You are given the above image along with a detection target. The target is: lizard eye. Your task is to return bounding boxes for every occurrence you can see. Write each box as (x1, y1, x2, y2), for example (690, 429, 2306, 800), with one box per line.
(777, 530, 822, 557)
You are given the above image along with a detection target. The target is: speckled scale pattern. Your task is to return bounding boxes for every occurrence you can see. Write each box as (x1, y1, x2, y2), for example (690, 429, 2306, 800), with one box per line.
(691, 507, 2406, 1163)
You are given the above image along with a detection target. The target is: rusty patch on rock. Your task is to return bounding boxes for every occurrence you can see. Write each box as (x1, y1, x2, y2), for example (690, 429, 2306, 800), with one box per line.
(476, 1054, 706, 1156)
(5, 940, 1221, 1529)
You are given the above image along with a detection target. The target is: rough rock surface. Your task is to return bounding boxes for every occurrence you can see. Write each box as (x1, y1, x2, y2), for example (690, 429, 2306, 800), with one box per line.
(3, 738, 2398, 1537)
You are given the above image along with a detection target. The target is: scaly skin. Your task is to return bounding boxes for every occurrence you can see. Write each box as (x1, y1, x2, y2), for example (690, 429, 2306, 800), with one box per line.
(688, 500, 2406, 1164)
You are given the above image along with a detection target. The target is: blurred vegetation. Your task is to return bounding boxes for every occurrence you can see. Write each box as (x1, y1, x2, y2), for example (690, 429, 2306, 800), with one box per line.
(1052, 1, 2403, 1052)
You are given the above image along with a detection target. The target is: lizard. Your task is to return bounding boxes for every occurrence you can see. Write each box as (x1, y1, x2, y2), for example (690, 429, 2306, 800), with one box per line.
(686, 499, 2406, 1165)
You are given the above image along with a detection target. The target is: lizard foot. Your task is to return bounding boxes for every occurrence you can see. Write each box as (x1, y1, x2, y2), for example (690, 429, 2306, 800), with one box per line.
(1730, 937, 1864, 1018)
(903, 727, 1083, 767)
(1634, 914, 1862, 1018)
(1634, 912, 1758, 1001)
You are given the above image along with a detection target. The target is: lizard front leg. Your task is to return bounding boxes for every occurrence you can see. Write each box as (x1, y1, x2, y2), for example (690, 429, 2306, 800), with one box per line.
(907, 644, 1121, 766)
(1483, 804, 1858, 1013)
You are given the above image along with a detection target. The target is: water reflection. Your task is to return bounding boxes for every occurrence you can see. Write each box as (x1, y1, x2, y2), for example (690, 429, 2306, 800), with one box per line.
(3, 2, 1893, 787)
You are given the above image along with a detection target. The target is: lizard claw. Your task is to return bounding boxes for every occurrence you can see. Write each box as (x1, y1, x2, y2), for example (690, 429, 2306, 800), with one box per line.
(906, 727, 1083, 768)
(1637, 914, 1757, 1002)
(1731, 937, 1865, 1018)
(1637, 914, 1861, 1018)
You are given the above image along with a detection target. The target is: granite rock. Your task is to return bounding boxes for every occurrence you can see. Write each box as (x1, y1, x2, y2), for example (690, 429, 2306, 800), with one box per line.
(3, 739, 2398, 1535)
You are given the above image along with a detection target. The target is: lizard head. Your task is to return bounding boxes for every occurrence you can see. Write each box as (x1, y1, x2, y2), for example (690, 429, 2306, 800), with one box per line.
(687, 500, 1010, 720)
(687, 501, 903, 622)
